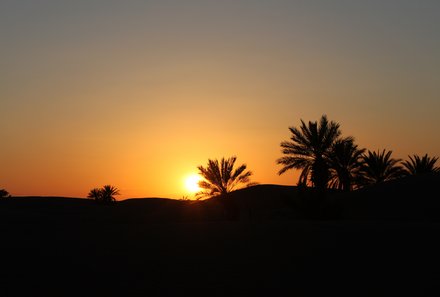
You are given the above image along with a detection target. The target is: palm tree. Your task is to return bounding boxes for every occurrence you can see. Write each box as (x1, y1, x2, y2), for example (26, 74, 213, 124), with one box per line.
(101, 185, 120, 203)
(327, 138, 366, 191)
(87, 188, 103, 201)
(277, 115, 341, 191)
(402, 154, 440, 175)
(197, 156, 253, 199)
(87, 185, 119, 203)
(0, 188, 10, 198)
(360, 149, 404, 186)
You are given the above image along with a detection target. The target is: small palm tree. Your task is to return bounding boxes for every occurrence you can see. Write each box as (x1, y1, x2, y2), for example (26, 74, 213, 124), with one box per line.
(87, 188, 103, 201)
(327, 138, 366, 191)
(360, 150, 404, 186)
(277, 115, 341, 191)
(101, 185, 120, 203)
(87, 185, 119, 203)
(402, 154, 440, 175)
(0, 189, 10, 198)
(197, 156, 253, 199)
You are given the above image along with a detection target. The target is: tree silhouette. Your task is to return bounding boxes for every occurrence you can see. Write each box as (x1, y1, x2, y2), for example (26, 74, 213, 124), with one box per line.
(87, 188, 103, 201)
(0, 189, 9, 198)
(197, 156, 253, 199)
(87, 185, 119, 203)
(277, 115, 341, 191)
(328, 138, 366, 191)
(402, 154, 440, 175)
(360, 150, 404, 185)
(101, 185, 120, 203)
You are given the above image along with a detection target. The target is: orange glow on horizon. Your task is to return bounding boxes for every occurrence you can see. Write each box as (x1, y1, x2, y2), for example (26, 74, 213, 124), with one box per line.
(1, 2, 439, 199)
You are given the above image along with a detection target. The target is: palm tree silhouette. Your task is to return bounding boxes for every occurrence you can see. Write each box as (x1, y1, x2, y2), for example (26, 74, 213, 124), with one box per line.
(328, 138, 366, 191)
(402, 154, 440, 175)
(360, 150, 403, 185)
(277, 115, 341, 191)
(101, 185, 120, 203)
(87, 188, 103, 201)
(197, 156, 253, 199)
(87, 185, 119, 203)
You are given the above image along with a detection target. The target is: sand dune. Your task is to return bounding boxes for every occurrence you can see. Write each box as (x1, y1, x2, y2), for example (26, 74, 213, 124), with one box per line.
(2, 173, 439, 223)
(339, 173, 440, 220)
(1, 176, 440, 296)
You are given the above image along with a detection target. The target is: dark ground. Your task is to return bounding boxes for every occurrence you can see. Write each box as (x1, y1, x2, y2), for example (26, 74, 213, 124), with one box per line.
(1, 217, 439, 296)
(1, 174, 440, 296)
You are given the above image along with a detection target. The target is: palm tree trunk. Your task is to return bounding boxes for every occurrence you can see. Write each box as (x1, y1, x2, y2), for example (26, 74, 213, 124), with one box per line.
(312, 157, 330, 191)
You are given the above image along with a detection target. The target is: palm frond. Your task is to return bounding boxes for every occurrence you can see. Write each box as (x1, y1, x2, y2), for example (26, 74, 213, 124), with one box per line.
(360, 149, 403, 185)
(197, 156, 254, 199)
(327, 138, 365, 191)
(402, 154, 440, 175)
(88, 185, 119, 203)
(277, 115, 342, 190)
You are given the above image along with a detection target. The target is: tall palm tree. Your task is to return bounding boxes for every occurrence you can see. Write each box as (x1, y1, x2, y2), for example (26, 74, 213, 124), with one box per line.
(402, 154, 440, 175)
(197, 156, 253, 199)
(277, 115, 341, 191)
(360, 149, 404, 186)
(327, 138, 366, 191)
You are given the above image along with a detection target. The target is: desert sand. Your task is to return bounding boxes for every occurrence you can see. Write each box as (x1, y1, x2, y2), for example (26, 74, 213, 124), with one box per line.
(1, 174, 439, 296)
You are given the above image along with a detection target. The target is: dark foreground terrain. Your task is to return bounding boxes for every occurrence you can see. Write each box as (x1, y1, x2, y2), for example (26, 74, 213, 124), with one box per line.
(1, 174, 440, 296)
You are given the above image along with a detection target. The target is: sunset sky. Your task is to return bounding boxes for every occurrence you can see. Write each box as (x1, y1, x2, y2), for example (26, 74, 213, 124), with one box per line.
(1, 0, 439, 199)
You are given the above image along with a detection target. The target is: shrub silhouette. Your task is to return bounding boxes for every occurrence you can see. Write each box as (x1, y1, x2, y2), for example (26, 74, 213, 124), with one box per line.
(402, 154, 440, 176)
(0, 188, 10, 198)
(87, 185, 120, 203)
(196, 156, 253, 199)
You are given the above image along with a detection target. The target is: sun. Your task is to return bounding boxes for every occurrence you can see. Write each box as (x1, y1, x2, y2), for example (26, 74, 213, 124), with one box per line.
(184, 174, 202, 193)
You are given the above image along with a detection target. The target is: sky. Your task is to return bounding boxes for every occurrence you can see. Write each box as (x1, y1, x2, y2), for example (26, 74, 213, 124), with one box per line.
(1, 0, 439, 199)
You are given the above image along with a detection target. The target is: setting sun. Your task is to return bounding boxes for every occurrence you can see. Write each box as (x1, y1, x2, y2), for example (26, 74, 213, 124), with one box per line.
(184, 174, 202, 193)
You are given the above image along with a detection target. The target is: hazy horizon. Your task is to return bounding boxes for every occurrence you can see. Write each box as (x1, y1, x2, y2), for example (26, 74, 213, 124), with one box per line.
(1, 0, 439, 199)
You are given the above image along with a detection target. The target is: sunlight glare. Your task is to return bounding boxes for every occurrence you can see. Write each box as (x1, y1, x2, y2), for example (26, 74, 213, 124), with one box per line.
(184, 174, 202, 193)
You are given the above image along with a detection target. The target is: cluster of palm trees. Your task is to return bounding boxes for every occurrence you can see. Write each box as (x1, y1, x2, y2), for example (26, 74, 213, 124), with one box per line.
(87, 185, 120, 203)
(6, 115, 438, 202)
(195, 115, 439, 199)
(277, 115, 439, 191)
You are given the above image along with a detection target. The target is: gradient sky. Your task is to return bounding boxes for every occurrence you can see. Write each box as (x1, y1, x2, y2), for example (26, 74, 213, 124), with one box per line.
(1, 0, 439, 199)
